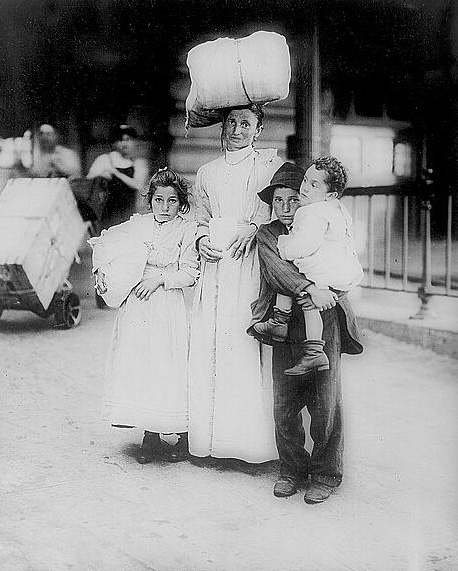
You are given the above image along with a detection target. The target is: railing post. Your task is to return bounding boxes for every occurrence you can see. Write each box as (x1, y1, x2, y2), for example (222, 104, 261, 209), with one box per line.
(411, 169, 436, 319)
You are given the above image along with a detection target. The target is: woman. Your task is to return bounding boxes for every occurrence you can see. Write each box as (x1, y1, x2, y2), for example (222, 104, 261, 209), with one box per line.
(188, 103, 283, 463)
(90, 168, 199, 463)
(87, 124, 149, 227)
(26, 124, 82, 179)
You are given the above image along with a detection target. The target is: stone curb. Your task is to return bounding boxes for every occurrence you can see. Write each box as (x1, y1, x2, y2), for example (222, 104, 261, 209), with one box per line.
(357, 316, 458, 359)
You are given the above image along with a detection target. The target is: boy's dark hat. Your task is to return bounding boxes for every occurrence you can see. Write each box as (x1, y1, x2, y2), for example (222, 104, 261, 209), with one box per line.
(258, 162, 305, 204)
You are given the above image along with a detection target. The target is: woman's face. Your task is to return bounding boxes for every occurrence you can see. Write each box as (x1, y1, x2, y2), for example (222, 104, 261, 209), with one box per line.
(222, 109, 262, 152)
(150, 186, 180, 222)
(115, 134, 135, 158)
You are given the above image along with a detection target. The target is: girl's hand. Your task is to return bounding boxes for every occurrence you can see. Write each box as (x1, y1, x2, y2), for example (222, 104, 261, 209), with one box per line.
(227, 223, 257, 260)
(299, 284, 338, 311)
(198, 236, 223, 263)
(94, 269, 107, 294)
(133, 276, 164, 301)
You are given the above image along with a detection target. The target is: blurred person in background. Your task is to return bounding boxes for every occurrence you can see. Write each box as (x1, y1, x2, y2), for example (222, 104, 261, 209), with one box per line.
(26, 123, 82, 179)
(87, 124, 149, 227)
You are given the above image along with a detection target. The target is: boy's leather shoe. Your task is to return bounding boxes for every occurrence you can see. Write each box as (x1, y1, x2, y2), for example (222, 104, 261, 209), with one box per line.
(304, 481, 336, 504)
(273, 477, 298, 497)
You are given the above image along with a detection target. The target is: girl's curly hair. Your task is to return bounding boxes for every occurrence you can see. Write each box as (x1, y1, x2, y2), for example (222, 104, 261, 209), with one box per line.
(145, 167, 191, 214)
(313, 156, 348, 198)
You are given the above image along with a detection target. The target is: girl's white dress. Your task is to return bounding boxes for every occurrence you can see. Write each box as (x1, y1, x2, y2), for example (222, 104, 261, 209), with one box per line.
(188, 146, 283, 462)
(91, 213, 198, 432)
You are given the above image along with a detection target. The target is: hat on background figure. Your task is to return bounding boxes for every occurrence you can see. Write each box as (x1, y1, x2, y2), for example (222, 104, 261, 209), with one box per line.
(257, 162, 305, 205)
(113, 124, 138, 141)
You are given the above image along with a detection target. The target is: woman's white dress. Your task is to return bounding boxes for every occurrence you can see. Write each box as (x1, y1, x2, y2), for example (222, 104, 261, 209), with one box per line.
(188, 146, 283, 462)
(91, 213, 198, 432)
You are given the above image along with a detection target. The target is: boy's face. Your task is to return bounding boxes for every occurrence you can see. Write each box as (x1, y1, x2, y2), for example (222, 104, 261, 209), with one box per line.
(272, 187, 300, 226)
(299, 165, 334, 206)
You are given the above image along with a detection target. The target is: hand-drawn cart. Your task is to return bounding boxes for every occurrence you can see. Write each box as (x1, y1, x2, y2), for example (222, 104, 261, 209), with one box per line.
(0, 178, 87, 328)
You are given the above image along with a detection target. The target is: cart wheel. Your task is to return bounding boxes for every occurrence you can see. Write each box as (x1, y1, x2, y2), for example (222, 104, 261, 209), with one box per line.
(54, 293, 82, 329)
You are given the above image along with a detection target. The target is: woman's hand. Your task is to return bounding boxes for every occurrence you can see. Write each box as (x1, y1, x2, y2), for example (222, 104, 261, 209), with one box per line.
(298, 284, 338, 311)
(133, 276, 164, 301)
(94, 269, 107, 294)
(198, 236, 223, 263)
(227, 223, 257, 260)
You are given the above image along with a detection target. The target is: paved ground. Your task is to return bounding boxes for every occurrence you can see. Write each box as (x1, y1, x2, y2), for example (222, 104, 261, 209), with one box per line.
(1, 244, 457, 571)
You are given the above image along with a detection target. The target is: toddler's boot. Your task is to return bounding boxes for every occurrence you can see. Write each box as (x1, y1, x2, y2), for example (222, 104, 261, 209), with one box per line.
(252, 307, 292, 342)
(284, 340, 329, 376)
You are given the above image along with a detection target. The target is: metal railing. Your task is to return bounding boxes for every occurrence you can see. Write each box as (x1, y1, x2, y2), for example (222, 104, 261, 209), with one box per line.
(343, 183, 457, 316)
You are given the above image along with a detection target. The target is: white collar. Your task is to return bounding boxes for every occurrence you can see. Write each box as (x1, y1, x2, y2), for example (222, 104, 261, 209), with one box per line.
(224, 145, 255, 165)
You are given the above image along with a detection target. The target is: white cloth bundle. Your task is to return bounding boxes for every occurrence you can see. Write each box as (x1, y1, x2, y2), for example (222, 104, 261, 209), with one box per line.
(88, 226, 149, 309)
(185, 31, 291, 128)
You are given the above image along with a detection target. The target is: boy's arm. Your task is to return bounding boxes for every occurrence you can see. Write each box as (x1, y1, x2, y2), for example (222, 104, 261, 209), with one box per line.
(256, 224, 312, 297)
(256, 224, 337, 310)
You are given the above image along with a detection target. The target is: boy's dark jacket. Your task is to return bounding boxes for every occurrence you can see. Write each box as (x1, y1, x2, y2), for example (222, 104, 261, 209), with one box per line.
(247, 219, 363, 354)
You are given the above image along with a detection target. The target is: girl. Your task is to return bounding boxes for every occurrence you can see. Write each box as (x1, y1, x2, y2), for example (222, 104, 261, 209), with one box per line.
(90, 168, 199, 463)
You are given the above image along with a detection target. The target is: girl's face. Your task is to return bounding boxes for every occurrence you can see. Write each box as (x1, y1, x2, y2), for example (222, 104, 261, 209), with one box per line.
(222, 109, 262, 152)
(150, 186, 180, 222)
(299, 165, 337, 207)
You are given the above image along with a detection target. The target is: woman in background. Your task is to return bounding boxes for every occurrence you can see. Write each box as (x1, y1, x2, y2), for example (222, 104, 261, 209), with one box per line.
(87, 124, 149, 227)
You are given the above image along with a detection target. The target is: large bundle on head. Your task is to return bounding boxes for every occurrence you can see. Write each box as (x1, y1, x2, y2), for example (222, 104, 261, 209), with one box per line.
(185, 31, 291, 129)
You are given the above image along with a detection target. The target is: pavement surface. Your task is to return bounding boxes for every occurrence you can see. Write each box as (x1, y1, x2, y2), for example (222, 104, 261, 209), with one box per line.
(1, 241, 457, 571)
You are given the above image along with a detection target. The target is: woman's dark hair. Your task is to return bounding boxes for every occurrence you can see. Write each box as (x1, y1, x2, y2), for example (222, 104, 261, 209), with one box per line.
(113, 124, 138, 141)
(222, 103, 264, 128)
(145, 167, 191, 214)
(313, 156, 348, 198)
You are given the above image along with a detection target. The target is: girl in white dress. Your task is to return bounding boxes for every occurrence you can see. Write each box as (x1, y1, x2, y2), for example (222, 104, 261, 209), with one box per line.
(91, 168, 199, 463)
(188, 104, 283, 463)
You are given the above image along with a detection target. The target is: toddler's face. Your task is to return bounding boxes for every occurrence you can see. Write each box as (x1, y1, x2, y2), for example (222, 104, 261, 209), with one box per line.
(151, 186, 180, 222)
(299, 165, 331, 207)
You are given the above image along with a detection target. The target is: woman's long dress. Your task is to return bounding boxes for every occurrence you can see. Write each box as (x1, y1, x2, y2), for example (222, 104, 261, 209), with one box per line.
(188, 146, 283, 462)
(93, 213, 199, 432)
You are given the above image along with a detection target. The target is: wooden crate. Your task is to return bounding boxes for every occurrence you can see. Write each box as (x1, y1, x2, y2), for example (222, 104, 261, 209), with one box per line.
(0, 178, 86, 310)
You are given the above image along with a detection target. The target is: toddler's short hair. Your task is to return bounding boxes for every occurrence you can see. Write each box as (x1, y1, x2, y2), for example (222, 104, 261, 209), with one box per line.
(313, 156, 348, 198)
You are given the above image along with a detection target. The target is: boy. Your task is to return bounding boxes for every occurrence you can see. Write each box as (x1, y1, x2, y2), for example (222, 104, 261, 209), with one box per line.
(253, 157, 363, 376)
